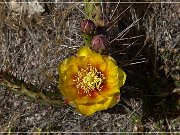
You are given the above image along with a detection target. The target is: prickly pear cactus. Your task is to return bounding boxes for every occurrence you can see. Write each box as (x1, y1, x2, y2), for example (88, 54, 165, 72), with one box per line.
(0, 0, 179, 132)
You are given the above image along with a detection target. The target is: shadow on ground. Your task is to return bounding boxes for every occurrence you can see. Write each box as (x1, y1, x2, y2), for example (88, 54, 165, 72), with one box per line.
(104, 3, 180, 131)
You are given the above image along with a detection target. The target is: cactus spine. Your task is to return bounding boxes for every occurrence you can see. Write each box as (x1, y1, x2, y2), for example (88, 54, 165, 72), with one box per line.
(0, 72, 63, 106)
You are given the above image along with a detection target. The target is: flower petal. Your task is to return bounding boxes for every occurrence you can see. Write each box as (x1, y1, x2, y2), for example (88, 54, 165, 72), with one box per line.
(77, 46, 107, 72)
(76, 103, 99, 116)
(108, 93, 120, 108)
(58, 58, 68, 75)
(99, 81, 120, 96)
(118, 68, 127, 87)
(60, 85, 78, 101)
(75, 91, 106, 104)
(77, 46, 93, 57)
(103, 56, 119, 83)
(105, 66, 119, 83)
(76, 96, 117, 116)
(89, 54, 107, 72)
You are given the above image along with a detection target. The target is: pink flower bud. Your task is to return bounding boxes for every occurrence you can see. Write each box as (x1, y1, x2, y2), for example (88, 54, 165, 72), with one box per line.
(91, 34, 109, 52)
(80, 19, 95, 34)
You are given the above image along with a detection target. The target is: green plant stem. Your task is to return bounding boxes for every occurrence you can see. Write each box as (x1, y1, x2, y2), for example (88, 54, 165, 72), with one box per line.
(83, 0, 109, 55)
(84, 0, 105, 27)
(0, 72, 63, 106)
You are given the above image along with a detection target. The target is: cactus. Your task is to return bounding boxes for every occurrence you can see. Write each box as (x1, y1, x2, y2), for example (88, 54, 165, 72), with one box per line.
(82, 0, 108, 50)
(0, 72, 63, 106)
(84, 0, 106, 27)
(0, 0, 108, 107)
(81, 19, 95, 46)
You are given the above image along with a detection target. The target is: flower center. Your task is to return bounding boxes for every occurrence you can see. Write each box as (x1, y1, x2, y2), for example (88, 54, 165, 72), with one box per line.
(74, 66, 105, 93)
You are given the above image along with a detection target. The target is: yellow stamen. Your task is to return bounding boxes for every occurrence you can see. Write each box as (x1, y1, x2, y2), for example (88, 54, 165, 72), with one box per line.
(74, 66, 105, 93)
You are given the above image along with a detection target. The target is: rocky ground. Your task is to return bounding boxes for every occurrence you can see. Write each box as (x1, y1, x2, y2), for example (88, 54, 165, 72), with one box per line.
(0, 0, 179, 133)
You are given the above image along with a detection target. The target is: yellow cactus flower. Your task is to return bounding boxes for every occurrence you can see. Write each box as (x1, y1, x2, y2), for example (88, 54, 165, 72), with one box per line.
(58, 46, 126, 116)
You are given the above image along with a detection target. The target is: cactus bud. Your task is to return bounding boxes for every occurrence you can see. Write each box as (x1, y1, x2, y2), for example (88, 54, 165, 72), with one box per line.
(80, 19, 95, 34)
(91, 34, 108, 52)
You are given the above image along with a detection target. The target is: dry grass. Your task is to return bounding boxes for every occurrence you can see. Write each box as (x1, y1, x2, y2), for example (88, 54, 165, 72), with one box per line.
(0, 0, 179, 133)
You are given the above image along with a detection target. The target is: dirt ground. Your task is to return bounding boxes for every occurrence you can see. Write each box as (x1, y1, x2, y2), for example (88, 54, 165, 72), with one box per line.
(0, 0, 179, 133)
